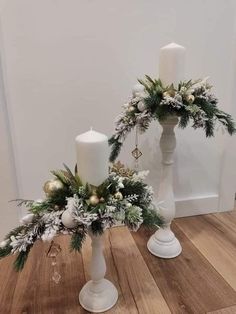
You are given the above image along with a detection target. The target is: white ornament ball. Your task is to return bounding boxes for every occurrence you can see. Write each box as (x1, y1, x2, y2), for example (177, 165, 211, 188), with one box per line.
(20, 213, 34, 224)
(61, 210, 78, 229)
(137, 101, 146, 112)
(0, 240, 8, 248)
(132, 83, 145, 97)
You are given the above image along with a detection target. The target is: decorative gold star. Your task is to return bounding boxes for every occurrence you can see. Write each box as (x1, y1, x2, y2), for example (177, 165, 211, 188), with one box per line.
(110, 161, 135, 178)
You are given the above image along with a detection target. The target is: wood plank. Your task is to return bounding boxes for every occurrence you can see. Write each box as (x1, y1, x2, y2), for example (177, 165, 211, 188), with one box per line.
(212, 211, 236, 234)
(176, 212, 236, 291)
(207, 304, 236, 313)
(82, 226, 171, 314)
(132, 224, 236, 314)
(10, 236, 87, 314)
(0, 212, 235, 314)
(0, 255, 19, 313)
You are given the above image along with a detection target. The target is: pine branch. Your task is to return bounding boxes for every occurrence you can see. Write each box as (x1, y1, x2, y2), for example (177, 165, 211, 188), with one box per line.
(14, 247, 31, 271)
(216, 111, 236, 135)
(204, 119, 215, 137)
(121, 179, 145, 205)
(0, 226, 28, 260)
(0, 245, 12, 258)
(70, 230, 87, 252)
(90, 220, 104, 235)
(5, 225, 25, 239)
(196, 98, 217, 118)
(12, 199, 34, 208)
(179, 111, 190, 129)
(96, 179, 111, 199)
(142, 208, 164, 229)
(46, 189, 71, 207)
(30, 200, 52, 214)
(109, 139, 122, 163)
(122, 179, 146, 195)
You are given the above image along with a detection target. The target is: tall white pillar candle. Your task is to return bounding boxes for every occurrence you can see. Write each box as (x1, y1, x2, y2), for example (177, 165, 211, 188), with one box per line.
(75, 129, 109, 186)
(159, 42, 186, 87)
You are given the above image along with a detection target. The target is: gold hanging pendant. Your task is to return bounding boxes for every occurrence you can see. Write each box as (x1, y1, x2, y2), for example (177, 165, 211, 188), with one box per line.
(132, 126, 142, 171)
(132, 146, 142, 160)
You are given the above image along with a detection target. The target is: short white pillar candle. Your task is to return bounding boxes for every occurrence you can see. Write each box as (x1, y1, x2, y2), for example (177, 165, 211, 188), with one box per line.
(75, 128, 109, 186)
(159, 42, 186, 87)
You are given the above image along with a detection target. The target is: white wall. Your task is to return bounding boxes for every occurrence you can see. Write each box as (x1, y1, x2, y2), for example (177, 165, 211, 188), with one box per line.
(0, 20, 19, 239)
(0, 0, 235, 220)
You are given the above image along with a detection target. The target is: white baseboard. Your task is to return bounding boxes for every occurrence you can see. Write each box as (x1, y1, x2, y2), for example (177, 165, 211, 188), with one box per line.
(175, 194, 219, 218)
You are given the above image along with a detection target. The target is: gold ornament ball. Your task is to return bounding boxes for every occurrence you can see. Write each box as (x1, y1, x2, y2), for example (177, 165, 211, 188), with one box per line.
(89, 195, 100, 206)
(187, 94, 195, 103)
(128, 106, 135, 113)
(114, 192, 123, 200)
(164, 90, 175, 98)
(43, 179, 64, 196)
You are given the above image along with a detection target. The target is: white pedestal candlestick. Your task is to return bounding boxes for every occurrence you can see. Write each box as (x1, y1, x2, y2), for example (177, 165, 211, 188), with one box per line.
(147, 116, 182, 258)
(79, 232, 118, 312)
(147, 42, 186, 258)
(76, 129, 118, 311)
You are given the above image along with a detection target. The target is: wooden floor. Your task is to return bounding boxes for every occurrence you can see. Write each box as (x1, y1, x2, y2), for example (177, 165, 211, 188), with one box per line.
(0, 210, 236, 314)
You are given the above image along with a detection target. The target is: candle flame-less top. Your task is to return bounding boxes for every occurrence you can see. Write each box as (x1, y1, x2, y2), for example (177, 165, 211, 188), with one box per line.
(76, 129, 107, 143)
(75, 129, 109, 186)
(159, 42, 186, 87)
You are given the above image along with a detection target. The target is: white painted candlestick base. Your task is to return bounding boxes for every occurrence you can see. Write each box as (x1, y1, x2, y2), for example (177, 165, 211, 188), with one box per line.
(79, 232, 118, 313)
(147, 116, 182, 258)
(147, 223, 182, 258)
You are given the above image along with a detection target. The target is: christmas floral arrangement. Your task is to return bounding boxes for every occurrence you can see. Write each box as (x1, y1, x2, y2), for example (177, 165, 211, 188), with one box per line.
(109, 76, 236, 162)
(0, 163, 163, 271)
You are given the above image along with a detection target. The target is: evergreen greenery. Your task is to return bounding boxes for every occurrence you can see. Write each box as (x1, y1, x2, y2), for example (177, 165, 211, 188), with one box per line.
(14, 247, 31, 271)
(70, 229, 87, 252)
(109, 76, 236, 162)
(0, 163, 163, 271)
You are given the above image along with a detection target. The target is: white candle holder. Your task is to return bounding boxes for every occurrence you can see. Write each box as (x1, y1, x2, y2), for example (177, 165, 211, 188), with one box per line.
(147, 116, 182, 258)
(79, 231, 118, 313)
